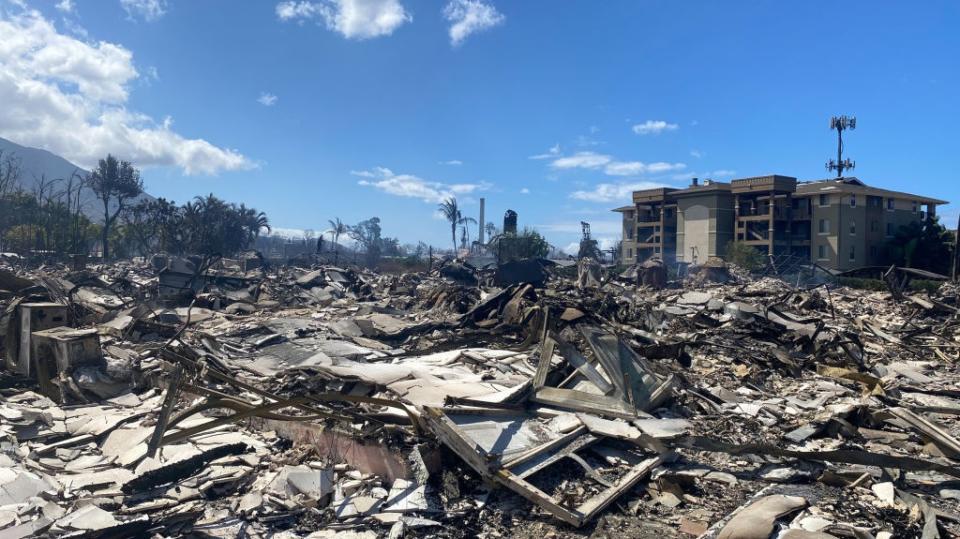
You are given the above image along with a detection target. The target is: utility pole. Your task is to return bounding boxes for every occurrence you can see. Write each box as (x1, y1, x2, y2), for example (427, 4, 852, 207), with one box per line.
(826, 115, 856, 178)
(953, 213, 960, 282)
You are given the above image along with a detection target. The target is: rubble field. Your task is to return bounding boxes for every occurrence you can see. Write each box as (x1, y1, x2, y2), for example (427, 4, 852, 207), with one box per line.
(1, 254, 959, 539)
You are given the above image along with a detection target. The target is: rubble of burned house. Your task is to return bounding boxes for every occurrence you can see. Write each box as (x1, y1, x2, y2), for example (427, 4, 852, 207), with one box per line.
(1, 253, 959, 539)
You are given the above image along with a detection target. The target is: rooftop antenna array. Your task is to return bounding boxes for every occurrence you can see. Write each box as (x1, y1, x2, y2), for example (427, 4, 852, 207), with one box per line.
(826, 115, 856, 178)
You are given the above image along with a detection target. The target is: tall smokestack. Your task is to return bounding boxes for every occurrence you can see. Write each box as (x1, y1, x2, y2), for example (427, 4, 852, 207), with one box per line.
(478, 198, 486, 244)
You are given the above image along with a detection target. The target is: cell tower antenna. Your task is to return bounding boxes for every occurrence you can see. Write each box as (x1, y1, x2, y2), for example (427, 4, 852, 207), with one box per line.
(826, 115, 856, 178)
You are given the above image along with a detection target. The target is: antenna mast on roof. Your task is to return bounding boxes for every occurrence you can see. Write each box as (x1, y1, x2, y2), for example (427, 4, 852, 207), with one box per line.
(826, 115, 856, 178)
(581, 221, 591, 241)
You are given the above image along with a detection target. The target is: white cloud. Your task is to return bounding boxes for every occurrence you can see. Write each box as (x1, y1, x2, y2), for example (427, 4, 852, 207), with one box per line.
(55, 0, 75, 13)
(0, 9, 251, 175)
(439, 159, 462, 165)
(569, 181, 669, 203)
(604, 161, 685, 176)
(632, 120, 678, 135)
(550, 151, 612, 170)
(354, 166, 489, 203)
(549, 151, 685, 177)
(529, 143, 560, 160)
(276, 0, 411, 40)
(443, 0, 504, 46)
(690, 149, 702, 159)
(520, 187, 530, 194)
(257, 92, 278, 106)
(120, 0, 167, 22)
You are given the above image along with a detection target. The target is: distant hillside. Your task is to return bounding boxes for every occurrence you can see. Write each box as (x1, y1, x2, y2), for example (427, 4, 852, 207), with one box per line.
(0, 137, 153, 223)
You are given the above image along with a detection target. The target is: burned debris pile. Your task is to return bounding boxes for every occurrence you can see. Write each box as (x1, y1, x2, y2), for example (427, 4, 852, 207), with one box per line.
(1, 256, 959, 538)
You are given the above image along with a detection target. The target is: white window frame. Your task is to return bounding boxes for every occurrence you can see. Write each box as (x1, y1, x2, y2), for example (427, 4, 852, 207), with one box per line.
(817, 245, 828, 260)
(818, 219, 830, 235)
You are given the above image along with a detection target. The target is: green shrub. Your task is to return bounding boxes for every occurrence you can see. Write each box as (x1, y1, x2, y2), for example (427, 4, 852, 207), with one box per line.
(724, 241, 765, 271)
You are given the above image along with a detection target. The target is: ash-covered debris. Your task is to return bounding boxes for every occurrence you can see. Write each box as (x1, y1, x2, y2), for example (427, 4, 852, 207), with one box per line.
(1, 255, 959, 538)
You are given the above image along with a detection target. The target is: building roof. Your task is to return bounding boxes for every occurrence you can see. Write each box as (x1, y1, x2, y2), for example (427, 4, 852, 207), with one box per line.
(611, 205, 634, 212)
(672, 180, 733, 197)
(796, 177, 948, 204)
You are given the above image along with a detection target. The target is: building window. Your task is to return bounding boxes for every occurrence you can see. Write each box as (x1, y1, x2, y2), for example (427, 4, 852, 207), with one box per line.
(819, 194, 829, 207)
(665, 209, 673, 218)
(870, 220, 878, 232)
(849, 245, 855, 261)
(870, 246, 878, 257)
(818, 245, 826, 259)
(626, 227, 634, 240)
(654, 246, 660, 254)
(627, 248, 633, 258)
(849, 220, 856, 235)
(849, 195, 856, 207)
(887, 198, 894, 210)
(912, 201, 918, 213)
(886, 222, 894, 236)
(818, 219, 829, 234)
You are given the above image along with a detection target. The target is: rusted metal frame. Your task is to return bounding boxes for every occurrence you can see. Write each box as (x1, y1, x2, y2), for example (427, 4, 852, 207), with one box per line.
(566, 452, 613, 488)
(307, 392, 422, 433)
(170, 383, 347, 430)
(500, 425, 588, 470)
(159, 348, 418, 441)
(575, 453, 666, 521)
(421, 406, 582, 526)
(531, 386, 640, 420)
(161, 396, 316, 446)
(555, 337, 614, 395)
(514, 434, 600, 479)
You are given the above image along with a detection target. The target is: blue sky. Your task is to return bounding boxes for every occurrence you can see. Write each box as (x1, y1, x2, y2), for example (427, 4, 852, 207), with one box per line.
(1, 0, 957, 252)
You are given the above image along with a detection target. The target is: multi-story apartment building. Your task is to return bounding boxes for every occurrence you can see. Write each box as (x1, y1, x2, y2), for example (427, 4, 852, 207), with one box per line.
(614, 175, 946, 270)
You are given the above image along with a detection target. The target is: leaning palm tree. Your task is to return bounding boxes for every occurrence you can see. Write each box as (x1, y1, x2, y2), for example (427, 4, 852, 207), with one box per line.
(328, 217, 347, 265)
(437, 197, 460, 254)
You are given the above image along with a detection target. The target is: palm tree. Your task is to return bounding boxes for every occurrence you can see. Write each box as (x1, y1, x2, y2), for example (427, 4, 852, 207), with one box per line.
(238, 203, 270, 246)
(458, 215, 477, 250)
(328, 217, 347, 264)
(437, 197, 460, 254)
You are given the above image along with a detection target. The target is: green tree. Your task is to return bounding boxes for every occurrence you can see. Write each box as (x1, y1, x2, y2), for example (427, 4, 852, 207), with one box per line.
(725, 241, 765, 271)
(882, 217, 954, 274)
(437, 197, 460, 253)
(349, 217, 383, 266)
(89, 155, 143, 260)
(578, 238, 602, 260)
(494, 228, 550, 262)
